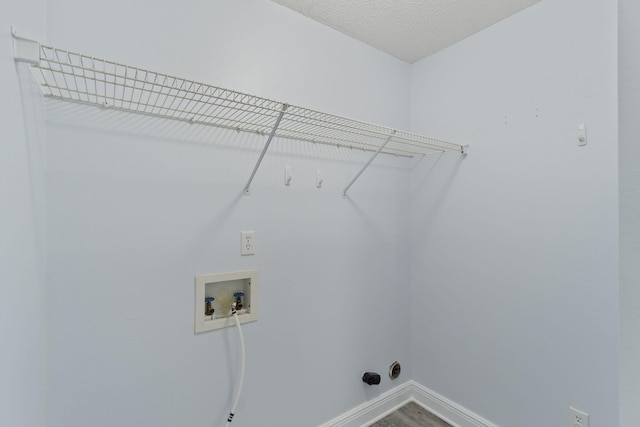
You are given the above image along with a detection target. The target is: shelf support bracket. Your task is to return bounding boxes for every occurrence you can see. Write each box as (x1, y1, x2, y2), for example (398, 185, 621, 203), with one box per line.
(244, 103, 288, 195)
(343, 130, 396, 197)
(11, 27, 40, 65)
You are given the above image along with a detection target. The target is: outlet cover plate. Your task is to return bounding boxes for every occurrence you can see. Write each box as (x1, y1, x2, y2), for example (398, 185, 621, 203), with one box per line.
(569, 407, 589, 427)
(241, 231, 255, 255)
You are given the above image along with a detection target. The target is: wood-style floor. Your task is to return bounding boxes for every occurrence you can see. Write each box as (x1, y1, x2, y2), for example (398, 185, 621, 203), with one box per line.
(369, 402, 453, 427)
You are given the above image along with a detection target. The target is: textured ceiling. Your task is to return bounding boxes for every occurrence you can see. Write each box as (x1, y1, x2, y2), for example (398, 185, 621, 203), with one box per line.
(270, 0, 542, 63)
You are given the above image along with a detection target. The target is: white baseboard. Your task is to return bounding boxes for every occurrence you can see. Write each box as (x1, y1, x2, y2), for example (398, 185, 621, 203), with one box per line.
(408, 381, 499, 427)
(319, 381, 499, 427)
(317, 382, 413, 427)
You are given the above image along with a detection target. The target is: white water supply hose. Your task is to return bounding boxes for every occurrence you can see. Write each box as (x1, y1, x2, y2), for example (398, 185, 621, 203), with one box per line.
(225, 303, 245, 426)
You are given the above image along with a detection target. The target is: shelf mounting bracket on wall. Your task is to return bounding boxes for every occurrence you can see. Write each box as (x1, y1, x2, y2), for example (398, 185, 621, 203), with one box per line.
(244, 103, 288, 195)
(11, 27, 40, 65)
(343, 130, 396, 197)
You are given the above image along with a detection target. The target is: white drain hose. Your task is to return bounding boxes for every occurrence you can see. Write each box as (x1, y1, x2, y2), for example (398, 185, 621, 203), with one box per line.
(225, 304, 245, 426)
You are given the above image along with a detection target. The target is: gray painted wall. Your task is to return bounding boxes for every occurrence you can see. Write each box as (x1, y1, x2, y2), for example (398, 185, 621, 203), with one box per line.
(44, 1, 412, 426)
(619, 0, 640, 425)
(0, 3, 47, 427)
(3, 1, 631, 426)
(409, 1, 619, 425)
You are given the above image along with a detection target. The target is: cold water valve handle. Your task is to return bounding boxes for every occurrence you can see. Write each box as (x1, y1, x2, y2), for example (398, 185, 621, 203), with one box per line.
(233, 292, 244, 310)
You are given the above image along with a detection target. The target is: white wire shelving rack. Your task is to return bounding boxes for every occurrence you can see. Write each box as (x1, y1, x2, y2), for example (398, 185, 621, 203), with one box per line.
(12, 30, 467, 196)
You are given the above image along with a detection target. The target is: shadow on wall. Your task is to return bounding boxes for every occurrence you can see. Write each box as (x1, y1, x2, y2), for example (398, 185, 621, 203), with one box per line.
(190, 190, 245, 261)
(43, 96, 269, 154)
(15, 62, 46, 268)
(411, 151, 465, 223)
(42, 97, 393, 186)
(39, 90, 410, 168)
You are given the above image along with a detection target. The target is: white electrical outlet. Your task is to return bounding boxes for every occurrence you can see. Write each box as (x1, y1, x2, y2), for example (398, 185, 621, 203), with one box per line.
(241, 231, 255, 255)
(569, 407, 589, 427)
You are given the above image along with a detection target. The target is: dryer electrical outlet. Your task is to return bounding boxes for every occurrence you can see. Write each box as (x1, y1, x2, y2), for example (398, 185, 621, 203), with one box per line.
(194, 269, 258, 333)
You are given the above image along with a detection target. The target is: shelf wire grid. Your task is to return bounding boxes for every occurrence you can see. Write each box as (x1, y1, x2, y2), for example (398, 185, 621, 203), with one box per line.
(35, 45, 463, 157)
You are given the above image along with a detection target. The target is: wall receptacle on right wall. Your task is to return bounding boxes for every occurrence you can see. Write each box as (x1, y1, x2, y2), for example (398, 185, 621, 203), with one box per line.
(569, 406, 589, 427)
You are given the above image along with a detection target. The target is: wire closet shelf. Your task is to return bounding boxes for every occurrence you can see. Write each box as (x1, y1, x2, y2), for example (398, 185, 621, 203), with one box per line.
(13, 32, 466, 194)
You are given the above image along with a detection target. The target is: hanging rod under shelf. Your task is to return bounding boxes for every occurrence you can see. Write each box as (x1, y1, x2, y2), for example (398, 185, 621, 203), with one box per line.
(12, 31, 467, 195)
